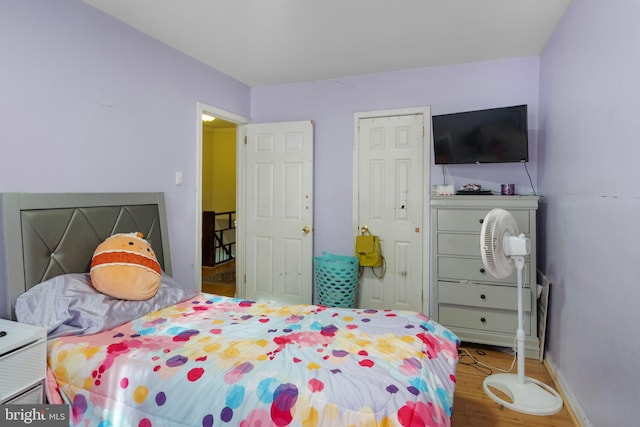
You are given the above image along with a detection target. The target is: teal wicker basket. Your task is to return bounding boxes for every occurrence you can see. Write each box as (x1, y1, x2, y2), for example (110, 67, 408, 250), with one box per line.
(314, 252, 359, 308)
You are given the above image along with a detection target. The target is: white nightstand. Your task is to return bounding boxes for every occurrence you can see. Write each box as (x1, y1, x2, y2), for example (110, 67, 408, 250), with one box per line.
(0, 318, 46, 404)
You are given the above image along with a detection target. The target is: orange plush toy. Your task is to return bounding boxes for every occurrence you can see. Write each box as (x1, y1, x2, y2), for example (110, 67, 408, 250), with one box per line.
(90, 232, 162, 300)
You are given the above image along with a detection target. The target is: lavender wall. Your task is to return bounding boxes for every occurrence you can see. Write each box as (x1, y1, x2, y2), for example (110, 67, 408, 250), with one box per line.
(0, 0, 250, 298)
(4, 0, 628, 422)
(252, 59, 541, 256)
(539, 0, 640, 425)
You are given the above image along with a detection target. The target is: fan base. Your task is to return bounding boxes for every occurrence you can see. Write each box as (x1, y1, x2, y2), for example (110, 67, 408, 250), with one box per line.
(483, 373, 563, 416)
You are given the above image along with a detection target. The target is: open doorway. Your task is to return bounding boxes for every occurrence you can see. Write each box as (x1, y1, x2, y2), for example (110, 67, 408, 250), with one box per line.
(197, 103, 248, 297)
(196, 105, 313, 304)
(201, 114, 237, 297)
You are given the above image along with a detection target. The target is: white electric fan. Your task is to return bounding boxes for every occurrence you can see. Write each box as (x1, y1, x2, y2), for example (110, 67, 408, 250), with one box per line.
(479, 208, 563, 416)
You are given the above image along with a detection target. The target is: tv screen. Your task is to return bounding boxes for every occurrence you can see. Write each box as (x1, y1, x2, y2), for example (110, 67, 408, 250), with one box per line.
(432, 105, 529, 164)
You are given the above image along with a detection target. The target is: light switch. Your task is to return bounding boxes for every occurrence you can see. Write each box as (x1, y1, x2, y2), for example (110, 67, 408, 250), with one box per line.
(175, 171, 183, 186)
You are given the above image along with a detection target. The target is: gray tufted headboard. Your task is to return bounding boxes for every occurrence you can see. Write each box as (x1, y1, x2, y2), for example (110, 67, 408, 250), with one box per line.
(0, 193, 172, 319)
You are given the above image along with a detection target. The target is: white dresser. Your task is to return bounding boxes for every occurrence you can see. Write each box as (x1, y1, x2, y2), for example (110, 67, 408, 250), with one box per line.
(0, 318, 46, 404)
(431, 195, 540, 358)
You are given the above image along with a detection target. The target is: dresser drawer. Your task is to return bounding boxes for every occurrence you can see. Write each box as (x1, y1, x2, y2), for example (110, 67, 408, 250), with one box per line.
(438, 256, 529, 285)
(5, 383, 43, 404)
(0, 339, 46, 402)
(437, 233, 480, 256)
(438, 233, 532, 257)
(438, 282, 532, 311)
(437, 209, 530, 233)
(439, 305, 531, 335)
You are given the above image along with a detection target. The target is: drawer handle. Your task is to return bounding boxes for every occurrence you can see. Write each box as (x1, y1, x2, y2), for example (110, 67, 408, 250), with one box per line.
(480, 317, 487, 323)
(480, 294, 486, 300)
(479, 218, 484, 224)
(480, 268, 485, 274)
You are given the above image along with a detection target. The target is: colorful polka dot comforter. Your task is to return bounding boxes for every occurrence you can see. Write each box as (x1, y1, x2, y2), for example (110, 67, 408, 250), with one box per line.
(47, 293, 460, 427)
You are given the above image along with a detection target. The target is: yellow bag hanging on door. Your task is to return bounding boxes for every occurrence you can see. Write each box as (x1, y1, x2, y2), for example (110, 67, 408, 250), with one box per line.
(355, 229, 386, 278)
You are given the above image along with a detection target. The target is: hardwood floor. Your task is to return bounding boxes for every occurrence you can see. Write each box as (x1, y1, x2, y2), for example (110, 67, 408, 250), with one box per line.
(453, 343, 578, 426)
(202, 261, 236, 297)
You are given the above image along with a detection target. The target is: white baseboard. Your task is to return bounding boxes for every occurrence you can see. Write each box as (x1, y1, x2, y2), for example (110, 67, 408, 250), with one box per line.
(544, 353, 592, 427)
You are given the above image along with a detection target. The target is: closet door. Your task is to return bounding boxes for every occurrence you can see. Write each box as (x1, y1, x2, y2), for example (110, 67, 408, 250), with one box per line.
(356, 112, 428, 312)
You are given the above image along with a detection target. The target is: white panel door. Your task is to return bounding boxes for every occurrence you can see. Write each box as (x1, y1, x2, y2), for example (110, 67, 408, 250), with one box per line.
(244, 121, 313, 305)
(357, 114, 426, 312)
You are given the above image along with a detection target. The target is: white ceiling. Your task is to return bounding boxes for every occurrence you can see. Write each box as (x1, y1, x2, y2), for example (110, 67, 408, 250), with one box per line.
(82, 0, 572, 88)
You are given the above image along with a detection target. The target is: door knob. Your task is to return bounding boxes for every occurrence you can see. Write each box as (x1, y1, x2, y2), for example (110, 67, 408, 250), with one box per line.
(302, 226, 311, 234)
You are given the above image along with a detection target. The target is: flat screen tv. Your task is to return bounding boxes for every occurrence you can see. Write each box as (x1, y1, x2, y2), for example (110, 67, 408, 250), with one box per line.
(432, 105, 529, 164)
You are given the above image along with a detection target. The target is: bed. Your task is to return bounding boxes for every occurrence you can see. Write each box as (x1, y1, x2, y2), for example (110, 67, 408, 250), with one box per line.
(2, 192, 460, 427)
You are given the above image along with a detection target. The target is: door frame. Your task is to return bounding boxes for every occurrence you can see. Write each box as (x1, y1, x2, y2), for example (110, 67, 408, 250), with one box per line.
(352, 106, 432, 315)
(196, 102, 249, 291)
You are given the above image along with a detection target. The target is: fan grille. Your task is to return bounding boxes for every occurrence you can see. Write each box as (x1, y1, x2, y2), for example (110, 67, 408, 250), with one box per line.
(480, 209, 519, 279)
